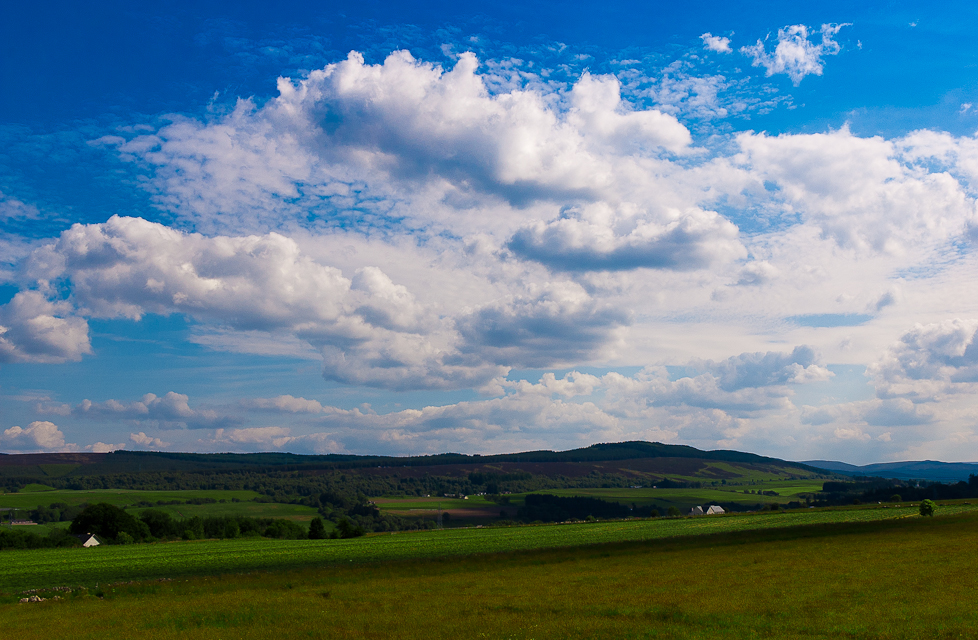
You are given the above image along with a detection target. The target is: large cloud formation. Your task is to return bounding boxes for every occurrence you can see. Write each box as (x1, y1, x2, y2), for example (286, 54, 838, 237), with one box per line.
(7, 216, 634, 388)
(116, 51, 747, 272)
(7, 42, 978, 461)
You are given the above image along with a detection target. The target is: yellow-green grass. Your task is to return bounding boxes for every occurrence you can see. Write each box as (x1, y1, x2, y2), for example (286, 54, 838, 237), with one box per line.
(700, 460, 814, 482)
(2, 504, 974, 593)
(17, 483, 58, 493)
(2, 511, 977, 639)
(0, 488, 262, 509)
(373, 495, 498, 511)
(37, 464, 81, 477)
(602, 460, 825, 485)
(127, 501, 320, 524)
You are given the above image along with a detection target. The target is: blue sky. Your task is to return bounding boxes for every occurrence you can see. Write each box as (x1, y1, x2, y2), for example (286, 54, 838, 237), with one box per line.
(3, 1, 978, 463)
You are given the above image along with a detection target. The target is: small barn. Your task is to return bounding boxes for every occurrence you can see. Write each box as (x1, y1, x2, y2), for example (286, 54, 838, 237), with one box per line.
(688, 506, 704, 516)
(705, 505, 725, 515)
(73, 533, 101, 547)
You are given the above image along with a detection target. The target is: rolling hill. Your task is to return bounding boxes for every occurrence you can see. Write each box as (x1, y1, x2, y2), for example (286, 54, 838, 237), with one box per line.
(803, 459, 978, 482)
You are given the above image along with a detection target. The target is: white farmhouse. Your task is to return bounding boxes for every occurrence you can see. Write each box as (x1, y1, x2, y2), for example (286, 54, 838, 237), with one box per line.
(73, 533, 101, 547)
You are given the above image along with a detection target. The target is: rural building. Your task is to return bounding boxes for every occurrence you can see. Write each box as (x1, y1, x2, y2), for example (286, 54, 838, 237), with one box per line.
(705, 505, 725, 515)
(689, 506, 704, 516)
(72, 533, 101, 547)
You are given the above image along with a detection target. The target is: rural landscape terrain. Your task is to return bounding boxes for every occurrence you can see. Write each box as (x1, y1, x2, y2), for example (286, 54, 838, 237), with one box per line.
(2, 441, 977, 638)
(5, 2, 978, 638)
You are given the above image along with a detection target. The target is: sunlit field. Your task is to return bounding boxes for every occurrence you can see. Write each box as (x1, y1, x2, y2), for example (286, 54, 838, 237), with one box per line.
(3, 509, 976, 639)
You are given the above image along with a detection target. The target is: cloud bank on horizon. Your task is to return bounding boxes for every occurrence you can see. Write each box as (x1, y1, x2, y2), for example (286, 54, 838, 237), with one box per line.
(3, 4, 978, 464)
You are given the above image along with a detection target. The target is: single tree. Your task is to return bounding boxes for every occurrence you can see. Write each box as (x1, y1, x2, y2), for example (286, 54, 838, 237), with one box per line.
(667, 506, 681, 517)
(890, 494, 902, 503)
(919, 499, 936, 517)
(308, 516, 327, 540)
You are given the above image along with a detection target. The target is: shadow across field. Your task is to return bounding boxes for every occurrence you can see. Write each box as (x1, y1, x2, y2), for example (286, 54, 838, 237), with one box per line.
(2, 511, 977, 639)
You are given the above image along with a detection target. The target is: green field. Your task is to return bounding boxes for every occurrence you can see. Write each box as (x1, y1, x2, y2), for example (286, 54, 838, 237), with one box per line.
(126, 501, 320, 524)
(2, 508, 977, 638)
(1, 488, 322, 532)
(372, 480, 828, 522)
(1, 503, 973, 592)
(0, 488, 263, 509)
(373, 495, 499, 510)
(539, 480, 825, 510)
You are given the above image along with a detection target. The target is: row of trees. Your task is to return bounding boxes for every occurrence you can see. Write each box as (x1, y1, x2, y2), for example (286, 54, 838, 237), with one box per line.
(818, 475, 978, 506)
(0, 527, 82, 550)
(68, 503, 367, 544)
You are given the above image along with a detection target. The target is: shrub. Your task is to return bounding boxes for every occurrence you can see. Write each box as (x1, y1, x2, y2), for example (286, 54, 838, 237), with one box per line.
(263, 519, 306, 539)
(70, 503, 149, 542)
(224, 519, 240, 539)
(140, 509, 178, 538)
(919, 499, 936, 517)
(335, 517, 366, 538)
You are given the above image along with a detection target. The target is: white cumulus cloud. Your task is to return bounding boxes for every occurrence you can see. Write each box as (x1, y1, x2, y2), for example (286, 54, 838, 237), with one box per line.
(700, 33, 732, 53)
(1, 421, 67, 451)
(741, 24, 849, 85)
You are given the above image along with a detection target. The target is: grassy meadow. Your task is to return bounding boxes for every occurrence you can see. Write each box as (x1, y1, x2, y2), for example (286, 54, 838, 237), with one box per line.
(2, 509, 976, 638)
(2, 503, 974, 592)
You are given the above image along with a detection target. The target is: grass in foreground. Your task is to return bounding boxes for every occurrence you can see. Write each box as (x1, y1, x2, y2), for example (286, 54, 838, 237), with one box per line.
(2, 511, 976, 639)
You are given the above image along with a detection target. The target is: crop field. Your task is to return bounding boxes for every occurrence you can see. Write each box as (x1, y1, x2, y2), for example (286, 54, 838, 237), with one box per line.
(538, 480, 825, 510)
(372, 495, 504, 521)
(1, 503, 974, 593)
(372, 495, 499, 511)
(2, 509, 977, 639)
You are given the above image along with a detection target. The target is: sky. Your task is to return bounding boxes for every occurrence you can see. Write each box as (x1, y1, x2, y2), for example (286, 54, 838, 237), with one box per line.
(3, 2, 978, 464)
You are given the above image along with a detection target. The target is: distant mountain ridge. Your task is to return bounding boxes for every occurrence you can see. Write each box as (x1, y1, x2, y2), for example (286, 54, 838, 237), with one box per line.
(0, 441, 821, 478)
(802, 459, 978, 482)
